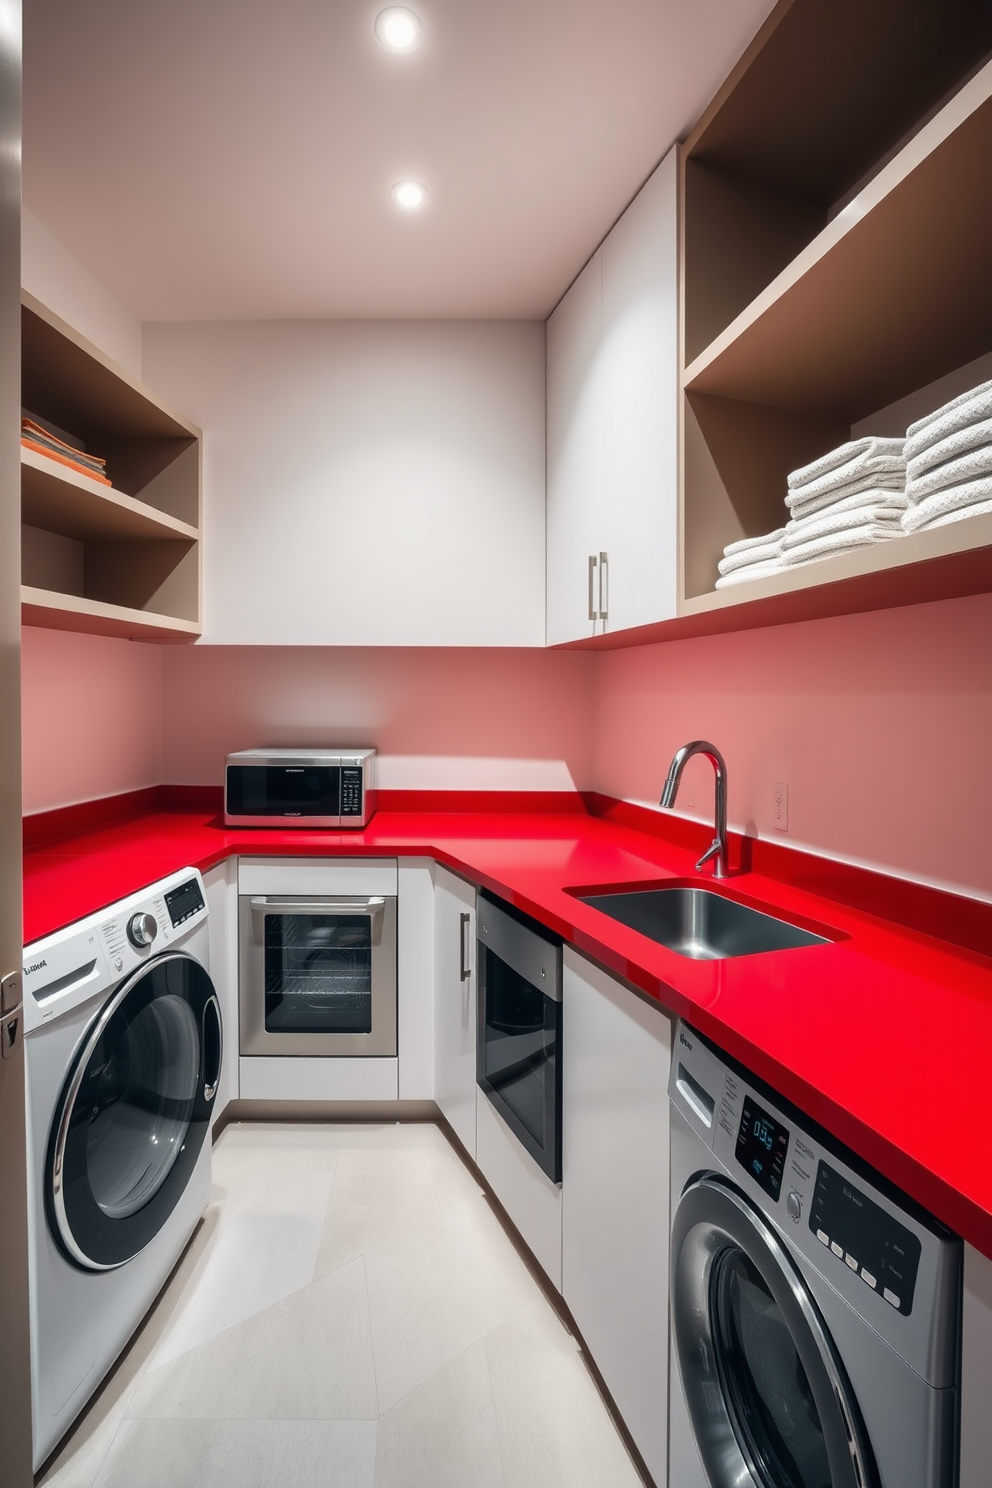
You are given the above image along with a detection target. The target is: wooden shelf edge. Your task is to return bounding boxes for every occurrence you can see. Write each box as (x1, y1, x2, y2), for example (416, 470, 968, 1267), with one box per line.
(21, 290, 201, 440)
(21, 586, 201, 644)
(682, 55, 992, 389)
(552, 518, 992, 651)
(21, 446, 199, 542)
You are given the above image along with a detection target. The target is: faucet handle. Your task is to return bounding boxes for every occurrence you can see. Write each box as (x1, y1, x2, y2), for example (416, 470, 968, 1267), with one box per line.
(695, 838, 727, 878)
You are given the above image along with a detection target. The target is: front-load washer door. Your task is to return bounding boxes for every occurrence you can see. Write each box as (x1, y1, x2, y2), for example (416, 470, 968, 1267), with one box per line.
(671, 1175, 877, 1488)
(47, 951, 222, 1271)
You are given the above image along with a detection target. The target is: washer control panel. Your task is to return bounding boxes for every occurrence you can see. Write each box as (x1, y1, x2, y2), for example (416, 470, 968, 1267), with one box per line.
(668, 1020, 960, 1387)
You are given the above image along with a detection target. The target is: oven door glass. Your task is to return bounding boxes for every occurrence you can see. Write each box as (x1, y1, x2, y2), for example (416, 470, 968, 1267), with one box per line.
(265, 913, 373, 1035)
(478, 945, 561, 1182)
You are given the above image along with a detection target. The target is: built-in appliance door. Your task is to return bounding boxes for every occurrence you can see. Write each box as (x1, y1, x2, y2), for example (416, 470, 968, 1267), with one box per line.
(239, 896, 397, 1057)
(670, 1173, 877, 1488)
(476, 895, 561, 1183)
(48, 952, 222, 1272)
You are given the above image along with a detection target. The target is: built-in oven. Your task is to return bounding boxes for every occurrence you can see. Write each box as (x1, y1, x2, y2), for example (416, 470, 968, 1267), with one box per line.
(476, 891, 562, 1183)
(238, 858, 397, 1057)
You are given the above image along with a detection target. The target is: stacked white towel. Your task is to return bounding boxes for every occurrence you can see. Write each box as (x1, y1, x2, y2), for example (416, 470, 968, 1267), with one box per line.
(780, 437, 907, 565)
(715, 528, 785, 589)
(901, 379, 992, 533)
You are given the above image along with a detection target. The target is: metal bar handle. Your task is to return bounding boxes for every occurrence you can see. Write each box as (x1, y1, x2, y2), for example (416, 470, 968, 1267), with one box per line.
(587, 553, 598, 622)
(459, 912, 472, 982)
(250, 896, 385, 916)
(598, 550, 609, 621)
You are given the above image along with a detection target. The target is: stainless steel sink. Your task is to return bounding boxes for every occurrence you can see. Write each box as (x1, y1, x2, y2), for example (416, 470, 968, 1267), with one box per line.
(577, 885, 830, 960)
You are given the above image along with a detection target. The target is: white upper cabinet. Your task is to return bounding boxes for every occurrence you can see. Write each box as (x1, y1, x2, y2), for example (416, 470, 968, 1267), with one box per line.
(142, 321, 547, 647)
(546, 147, 679, 644)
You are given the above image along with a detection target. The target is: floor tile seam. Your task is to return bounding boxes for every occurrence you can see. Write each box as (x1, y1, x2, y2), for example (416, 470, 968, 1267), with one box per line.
(479, 1321, 511, 1488)
(340, 1188, 495, 1273)
(359, 1249, 385, 1420)
(310, 1154, 343, 1284)
(141, 1250, 371, 1382)
(373, 1330, 505, 1424)
(67, 1407, 130, 1488)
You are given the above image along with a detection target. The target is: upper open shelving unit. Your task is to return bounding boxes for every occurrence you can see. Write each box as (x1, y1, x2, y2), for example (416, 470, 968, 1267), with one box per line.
(20, 292, 203, 642)
(673, 0, 992, 635)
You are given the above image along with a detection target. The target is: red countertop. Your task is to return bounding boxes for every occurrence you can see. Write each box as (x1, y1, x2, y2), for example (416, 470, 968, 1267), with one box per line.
(23, 800, 992, 1260)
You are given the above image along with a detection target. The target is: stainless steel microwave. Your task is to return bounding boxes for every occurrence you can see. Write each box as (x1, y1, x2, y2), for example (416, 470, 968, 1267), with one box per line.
(224, 749, 377, 828)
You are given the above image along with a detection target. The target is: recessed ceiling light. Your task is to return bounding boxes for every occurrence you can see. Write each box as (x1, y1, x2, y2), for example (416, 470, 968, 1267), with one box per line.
(375, 7, 423, 52)
(391, 180, 428, 210)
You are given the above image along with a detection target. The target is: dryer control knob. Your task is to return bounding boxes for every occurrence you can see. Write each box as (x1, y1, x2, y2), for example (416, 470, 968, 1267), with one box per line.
(127, 912, 158, 949)
(786, 1190, 803, 1223)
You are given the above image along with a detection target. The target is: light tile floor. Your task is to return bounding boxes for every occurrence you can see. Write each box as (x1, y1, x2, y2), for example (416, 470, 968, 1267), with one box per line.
(40, 1122, 646, 1488)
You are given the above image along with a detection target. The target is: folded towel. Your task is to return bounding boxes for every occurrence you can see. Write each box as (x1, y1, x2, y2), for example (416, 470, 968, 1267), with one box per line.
(720, 527, 786, 559)
(715, 560, 783, 589)
(906, 443, 992, 503)
(905, 417, 992, 484)
(781, 502, 905, 551)
(786, 468, 905, 520)
(718, 531, 785, 576)
(787, 437, 905, 491)
(780, 524, 903, 567)
(909, 497, 992, 534)
(906, 378, 992, 445)
(902, 476, 992, 532)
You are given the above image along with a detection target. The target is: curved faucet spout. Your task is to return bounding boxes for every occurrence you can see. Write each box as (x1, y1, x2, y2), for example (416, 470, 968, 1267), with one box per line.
(659, 740, 730, 878)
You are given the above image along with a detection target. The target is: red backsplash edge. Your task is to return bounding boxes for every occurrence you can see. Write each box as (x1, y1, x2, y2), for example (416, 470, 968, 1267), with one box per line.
(23, 785, 991, 958)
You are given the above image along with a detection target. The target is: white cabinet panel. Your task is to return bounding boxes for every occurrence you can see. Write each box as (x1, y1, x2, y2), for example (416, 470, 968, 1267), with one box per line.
(561, 946, 672, 1487)
(238, 1056, 398, 1101)
(547, 249, 604, 645)
(433, 865, 478, 1159)
(476, 1085, 562, 1291)
(398, 859, 435, 1100)
(961, 1241, 992, 1488)
(546, 148, 679, 644)
(600, 148, 679, 633)
(237, 858, 398, 896)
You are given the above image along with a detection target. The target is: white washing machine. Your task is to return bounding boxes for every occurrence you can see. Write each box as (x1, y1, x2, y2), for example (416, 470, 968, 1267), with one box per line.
(668, 1022, 961, 1488)
(23, 867, 222, 1471)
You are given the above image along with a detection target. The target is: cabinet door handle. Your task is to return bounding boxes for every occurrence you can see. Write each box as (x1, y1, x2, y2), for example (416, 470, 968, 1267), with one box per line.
(587, 554, 598, 622)
(598, 551, 609, 620)
(459, 913, 472, 981)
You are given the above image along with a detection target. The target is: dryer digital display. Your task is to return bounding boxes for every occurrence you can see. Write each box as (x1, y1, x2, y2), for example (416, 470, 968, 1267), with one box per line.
(164, 878, 205, 928)
(735, 1094, 789, 1200)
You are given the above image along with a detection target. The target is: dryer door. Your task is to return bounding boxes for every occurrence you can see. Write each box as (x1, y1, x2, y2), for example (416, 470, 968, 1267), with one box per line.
(671, 1175, 877, 1488)
(48, 951, 222, 1271)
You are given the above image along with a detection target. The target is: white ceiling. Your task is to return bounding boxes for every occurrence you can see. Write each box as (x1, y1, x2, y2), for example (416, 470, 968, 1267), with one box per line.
(24, 0, 775, 321)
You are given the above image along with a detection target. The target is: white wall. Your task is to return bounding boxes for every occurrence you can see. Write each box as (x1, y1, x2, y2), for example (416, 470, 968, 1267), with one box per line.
(160, 645, 593, 792)
(21, 627, 162, 814)
(142, 320, 547, 646)
(21, 209, 143, 377)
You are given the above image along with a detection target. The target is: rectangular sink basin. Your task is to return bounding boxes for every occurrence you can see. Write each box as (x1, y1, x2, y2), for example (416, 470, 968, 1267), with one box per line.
(577, 885, 830, 960)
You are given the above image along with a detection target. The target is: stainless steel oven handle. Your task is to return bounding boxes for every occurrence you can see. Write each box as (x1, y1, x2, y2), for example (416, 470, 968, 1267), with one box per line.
(249, 896, 386, 939)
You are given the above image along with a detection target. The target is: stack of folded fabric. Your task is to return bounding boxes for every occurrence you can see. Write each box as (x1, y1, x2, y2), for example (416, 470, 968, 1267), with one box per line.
(901, 378, 992, 534)
(779, 437, 907, 566)
(715, 528, 785, 589)
(21, 417, 111, 486)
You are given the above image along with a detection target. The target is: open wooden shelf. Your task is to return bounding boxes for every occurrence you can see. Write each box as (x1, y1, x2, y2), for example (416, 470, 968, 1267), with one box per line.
(22, 446, 198, 543)
(21, 587, 202, 643)
(677, 0, 992, 628)
(20, 293, 202, 642)
(556, 513, 992, 651)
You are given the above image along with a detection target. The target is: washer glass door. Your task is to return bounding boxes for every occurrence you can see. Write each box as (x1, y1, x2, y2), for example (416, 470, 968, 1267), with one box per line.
(49, 952, 222, 1271)
(671, 1176, 876, 1488)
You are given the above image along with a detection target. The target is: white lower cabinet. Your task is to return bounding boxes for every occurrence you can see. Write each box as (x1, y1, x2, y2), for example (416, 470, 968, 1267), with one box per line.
(476, 1085, 563, 1291)
(561, 945, 672, 1487)
(961, 1241, 992, 1488)
(203, 857, 239, 1123)
(433, 864, 478, 1159)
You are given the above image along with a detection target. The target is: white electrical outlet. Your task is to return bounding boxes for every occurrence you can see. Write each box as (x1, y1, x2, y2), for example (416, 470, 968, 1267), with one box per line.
(772, 782, 788, 832)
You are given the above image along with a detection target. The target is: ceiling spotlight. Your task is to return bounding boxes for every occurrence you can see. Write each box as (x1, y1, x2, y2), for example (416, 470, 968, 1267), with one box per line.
(392, 180, 428, 210)
(375, 7, 423, 51)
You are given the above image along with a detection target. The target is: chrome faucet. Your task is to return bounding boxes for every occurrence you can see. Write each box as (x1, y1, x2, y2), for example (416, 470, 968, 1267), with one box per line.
(660, 740, 730, 878)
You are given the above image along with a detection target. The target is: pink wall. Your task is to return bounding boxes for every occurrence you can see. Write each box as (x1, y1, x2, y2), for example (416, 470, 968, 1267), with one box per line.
(160, 646, 594, 793)
(592, 591, 992, 901)
(21, 627, 162, 814)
